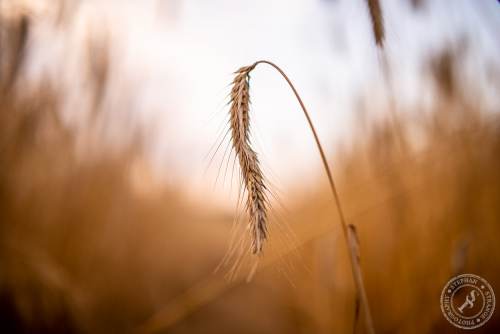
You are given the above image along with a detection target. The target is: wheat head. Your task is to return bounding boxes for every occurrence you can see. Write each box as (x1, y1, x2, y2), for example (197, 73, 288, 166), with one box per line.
(229, 65, 268, 255)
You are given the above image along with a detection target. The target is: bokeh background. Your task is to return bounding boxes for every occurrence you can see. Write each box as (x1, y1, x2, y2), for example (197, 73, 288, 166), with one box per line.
(0, 0, 499, 333)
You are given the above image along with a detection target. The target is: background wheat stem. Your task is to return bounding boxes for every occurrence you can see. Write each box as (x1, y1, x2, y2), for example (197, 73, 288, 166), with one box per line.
(365, 0, 384, 47)
(251, 60, 376, 334)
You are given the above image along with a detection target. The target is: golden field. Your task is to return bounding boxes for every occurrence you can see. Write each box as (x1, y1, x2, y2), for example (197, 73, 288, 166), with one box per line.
(1, 4, 499, 334)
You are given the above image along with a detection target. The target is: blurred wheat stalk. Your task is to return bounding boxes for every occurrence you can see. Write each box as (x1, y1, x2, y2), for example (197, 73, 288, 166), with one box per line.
(366, 0, 385, 48)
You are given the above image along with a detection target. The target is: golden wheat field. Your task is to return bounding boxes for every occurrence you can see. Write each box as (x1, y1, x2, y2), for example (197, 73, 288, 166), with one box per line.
(1, 1, 499, 333)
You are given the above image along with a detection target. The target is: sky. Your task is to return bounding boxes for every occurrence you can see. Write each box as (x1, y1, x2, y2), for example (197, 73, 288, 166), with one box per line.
(5, 0, 500, 204)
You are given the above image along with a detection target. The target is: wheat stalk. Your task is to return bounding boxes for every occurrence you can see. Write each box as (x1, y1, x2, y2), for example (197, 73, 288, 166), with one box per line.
(228, 60, 376, 334)
(366, 0, 385, 47)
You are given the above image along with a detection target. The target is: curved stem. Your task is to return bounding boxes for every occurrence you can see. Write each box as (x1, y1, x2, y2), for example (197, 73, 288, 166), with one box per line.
(252, 60, 375, 334)
(252, 60, 348, 236)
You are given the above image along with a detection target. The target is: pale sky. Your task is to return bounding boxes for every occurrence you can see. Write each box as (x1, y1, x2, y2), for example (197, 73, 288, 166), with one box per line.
(8, 0, 500, 203)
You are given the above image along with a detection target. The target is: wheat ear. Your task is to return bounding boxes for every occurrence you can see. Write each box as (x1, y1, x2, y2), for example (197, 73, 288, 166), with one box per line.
(229, 64, 268, 254)
(228, 60, 375, 334)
